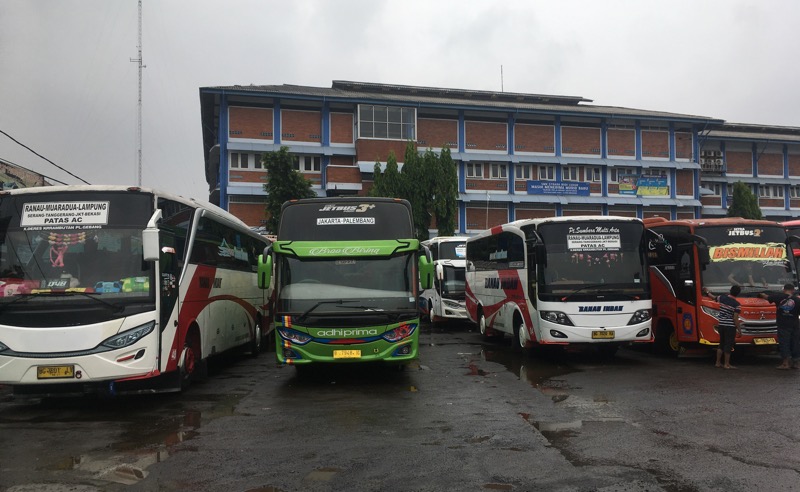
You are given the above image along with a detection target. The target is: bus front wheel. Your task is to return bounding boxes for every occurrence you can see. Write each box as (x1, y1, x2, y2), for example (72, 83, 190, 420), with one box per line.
(249, 322, 262, 357)
(180, 329, 204, 390)
(655, 323, 679, 357)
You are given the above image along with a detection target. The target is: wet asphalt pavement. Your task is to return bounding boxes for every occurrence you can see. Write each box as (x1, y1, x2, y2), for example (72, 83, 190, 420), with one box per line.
(2, 322, 800, 492)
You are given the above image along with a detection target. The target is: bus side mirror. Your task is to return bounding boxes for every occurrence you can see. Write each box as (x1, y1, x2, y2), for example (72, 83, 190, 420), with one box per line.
(419, 255, 433, 290)
(536, 244, 547, 267)
(258, 253, 273, 290)
(142, 228, 160, 262)
(697, 244, 710, 266)
(435, 264, 444, 281)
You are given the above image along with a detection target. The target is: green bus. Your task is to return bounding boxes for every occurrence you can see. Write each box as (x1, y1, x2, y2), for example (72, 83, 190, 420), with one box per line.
(258, 197, 432, 368)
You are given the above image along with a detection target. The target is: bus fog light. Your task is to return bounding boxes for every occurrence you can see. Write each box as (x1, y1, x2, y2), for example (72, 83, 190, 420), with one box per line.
(101, 321, 155, 349)
(394, 345, 412, 356)
(636, 327, 650, 337)
(283, 348, 299, 359)
(549, 330, 568, 339)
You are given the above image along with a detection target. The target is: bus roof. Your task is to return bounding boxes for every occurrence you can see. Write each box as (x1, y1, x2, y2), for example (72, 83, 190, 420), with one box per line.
(421, 236, 467, 247)
(643, 216, 784, 229)
(1, 184, 251, 230)
(468, 215, 643, 241)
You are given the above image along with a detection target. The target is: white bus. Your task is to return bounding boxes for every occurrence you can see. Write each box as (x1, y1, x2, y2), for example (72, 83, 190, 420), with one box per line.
(420, 236, 468, 324)
(465, 216, 652, 355)
(0, 185, 271, 395)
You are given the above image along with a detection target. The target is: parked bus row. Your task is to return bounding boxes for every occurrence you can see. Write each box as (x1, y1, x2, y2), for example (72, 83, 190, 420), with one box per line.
(1, 185, 797, 397)
(460, 215, 799, 358)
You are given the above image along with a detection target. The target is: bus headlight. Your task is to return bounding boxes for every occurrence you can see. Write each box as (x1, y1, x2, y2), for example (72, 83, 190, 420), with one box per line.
(278, 328, 312, 345)
(701, 306, 720, 319)
(382, 323, 417, 342)
(101, 321, 155, 349)
(442, 299, 462, 309)
(540, 311, 573, 326)
(0, 341, 7, 352)
(628, 309, 652, 325)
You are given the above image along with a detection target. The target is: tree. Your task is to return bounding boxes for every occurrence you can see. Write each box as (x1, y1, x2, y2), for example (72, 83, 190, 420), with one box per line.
(432, 147, 459, 236)
(369, 142, 459, 241)
(370, 151, 402, 198)
(262, 146, 316, 233)
(727, 181, 763, 220)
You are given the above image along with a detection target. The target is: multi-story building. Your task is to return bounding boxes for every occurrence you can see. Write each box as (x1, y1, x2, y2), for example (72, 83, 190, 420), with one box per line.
(199, 81, 798, 232)
(698, 123, 800, 220)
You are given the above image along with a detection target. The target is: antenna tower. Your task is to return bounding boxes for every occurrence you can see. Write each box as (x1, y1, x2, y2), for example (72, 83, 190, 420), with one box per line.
(130, 0, 145, 186)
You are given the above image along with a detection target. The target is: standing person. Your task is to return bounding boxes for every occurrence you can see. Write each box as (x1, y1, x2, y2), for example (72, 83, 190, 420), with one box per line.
(704, 285, 742, 369)
(758, 283, 800, 370)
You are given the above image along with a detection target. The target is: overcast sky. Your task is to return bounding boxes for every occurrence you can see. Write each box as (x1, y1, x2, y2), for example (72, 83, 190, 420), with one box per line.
(1, 0, 798, 200)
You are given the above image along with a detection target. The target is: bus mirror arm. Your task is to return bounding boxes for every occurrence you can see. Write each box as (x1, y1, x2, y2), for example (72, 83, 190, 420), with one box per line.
(142, 209, 163, 262)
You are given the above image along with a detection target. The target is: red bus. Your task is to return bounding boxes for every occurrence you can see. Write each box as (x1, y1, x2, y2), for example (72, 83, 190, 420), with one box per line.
(645, 217, 796, 355)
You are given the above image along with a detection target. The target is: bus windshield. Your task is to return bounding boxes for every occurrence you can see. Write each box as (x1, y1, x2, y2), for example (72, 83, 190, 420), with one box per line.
(437, 241, 466, 261)
(534, 221, 648, 297)
(276, 254, 417, 322)
(699, 225, 792, 295)
(440, 264, 466, 300)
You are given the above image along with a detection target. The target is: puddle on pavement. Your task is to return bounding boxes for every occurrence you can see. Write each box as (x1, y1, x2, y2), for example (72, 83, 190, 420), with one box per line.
(481, 345, 576, 389)
(33, 392, 245, 485)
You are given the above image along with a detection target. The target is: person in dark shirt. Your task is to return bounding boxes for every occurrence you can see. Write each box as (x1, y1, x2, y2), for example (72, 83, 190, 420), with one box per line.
(759, 283, 800, 369)
(704, 285, 742, 369)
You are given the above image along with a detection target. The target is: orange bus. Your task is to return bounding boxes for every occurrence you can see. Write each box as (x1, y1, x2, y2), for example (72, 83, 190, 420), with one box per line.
(644, 217, 796, 355)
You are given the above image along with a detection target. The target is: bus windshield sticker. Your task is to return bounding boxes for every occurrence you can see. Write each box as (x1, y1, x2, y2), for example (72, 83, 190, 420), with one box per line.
(317, 217, 376, 225)
(567, 234, 621, 252)
(709, 242, 786, 262)
(455, 245, 466, 258)
(20, 201, 110, 229)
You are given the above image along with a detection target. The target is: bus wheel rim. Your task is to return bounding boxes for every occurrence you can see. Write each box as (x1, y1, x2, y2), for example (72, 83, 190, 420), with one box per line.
(668, 330, 679, 352)
(479, 314, 486, 335)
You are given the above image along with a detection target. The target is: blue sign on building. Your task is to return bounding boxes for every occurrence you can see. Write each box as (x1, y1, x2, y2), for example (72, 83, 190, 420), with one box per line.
(527, 180, 590, 196)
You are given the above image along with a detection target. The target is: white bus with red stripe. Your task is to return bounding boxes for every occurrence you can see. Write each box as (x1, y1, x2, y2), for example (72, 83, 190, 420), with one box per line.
(465, 216, 653, 355)
(0, 186, 271, 395)
(420, 236, 468, 324)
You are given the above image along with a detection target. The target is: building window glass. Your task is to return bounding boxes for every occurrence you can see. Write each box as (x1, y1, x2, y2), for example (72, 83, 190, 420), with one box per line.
(790, 185, 800, 198)
(515, 164, 532, 180)
(538, 165, 555, 180)
(358, 104, 416, 140)
(586, 166, 601, 182)
(490, 163, 507, 180)
(563, 166, 579, 181)
(230, 152, 253, 169)
(466, 162, 484, 178)
(701, 182, 722, 196)
(759, 185, 784, 198)
(609, 167, 635, 183)
(292, 155, 321, 173)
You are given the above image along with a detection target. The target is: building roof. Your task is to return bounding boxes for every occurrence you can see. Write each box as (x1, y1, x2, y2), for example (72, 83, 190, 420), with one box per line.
(200, 80, 721, 123)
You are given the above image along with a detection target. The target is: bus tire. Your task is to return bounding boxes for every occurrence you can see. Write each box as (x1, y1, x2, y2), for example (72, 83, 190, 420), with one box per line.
(180, 328, 204, 391)
(655, 322, 679, 357)
(249, 322, 262, 357)
(512, 317, 528, 353)
(478, 309, 490, 339)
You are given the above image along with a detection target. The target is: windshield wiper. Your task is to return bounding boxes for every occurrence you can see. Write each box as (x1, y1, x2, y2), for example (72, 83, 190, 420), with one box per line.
(594, 289, 642, 300)
(297, 299, 357, 322)
(0, 290, 124, 314)
(559, 283, 608, 302)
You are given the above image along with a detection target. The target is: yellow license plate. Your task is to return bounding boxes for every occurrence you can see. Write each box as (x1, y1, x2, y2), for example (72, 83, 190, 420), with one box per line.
(753, 337, 777, 345)
(333, 350, 362, 359)
(592, 331, 615, 340)
(37, 365, 75, 379)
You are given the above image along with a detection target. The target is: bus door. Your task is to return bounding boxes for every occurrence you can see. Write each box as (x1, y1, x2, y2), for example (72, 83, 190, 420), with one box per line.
(674, 243, 699, 344)
(157, 228, 181, 371)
